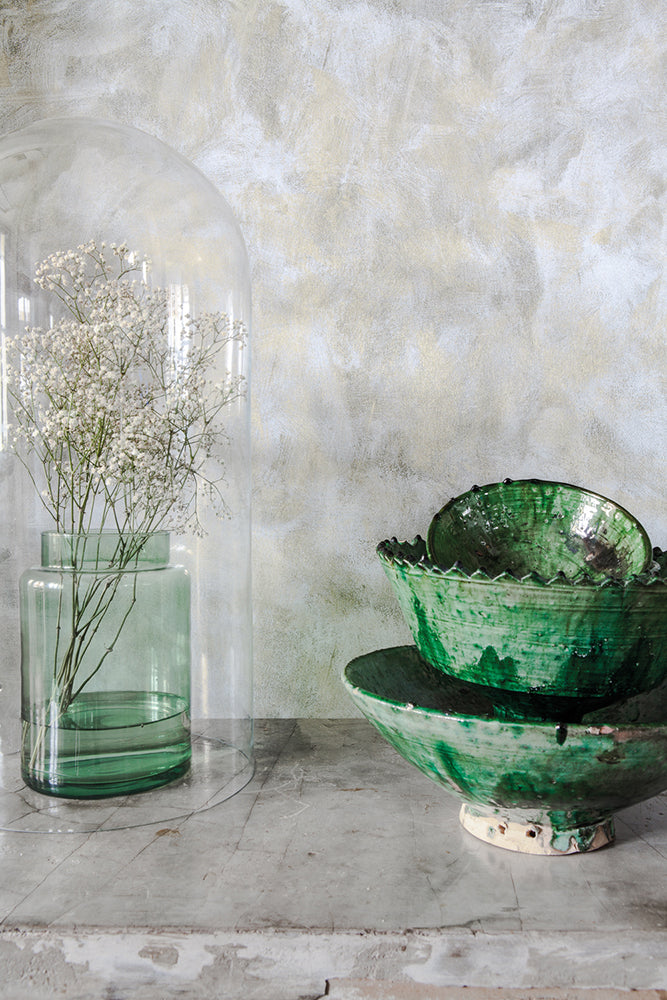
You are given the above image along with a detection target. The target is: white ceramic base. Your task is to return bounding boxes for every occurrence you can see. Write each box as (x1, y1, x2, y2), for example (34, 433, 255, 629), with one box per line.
(459, 804, 615, 855)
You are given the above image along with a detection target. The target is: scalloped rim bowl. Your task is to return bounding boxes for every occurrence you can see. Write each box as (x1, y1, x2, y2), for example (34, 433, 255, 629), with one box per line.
(343, 645, 667, 854)
(377, 537, 667, 710)
(427, 479, 653, 583)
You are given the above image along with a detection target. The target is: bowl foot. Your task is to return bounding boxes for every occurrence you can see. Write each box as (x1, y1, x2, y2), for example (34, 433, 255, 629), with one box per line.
(459, 804, 615, 855)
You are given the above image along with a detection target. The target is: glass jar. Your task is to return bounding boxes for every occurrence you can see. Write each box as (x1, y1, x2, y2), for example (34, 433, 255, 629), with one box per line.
(0, 118, 253, 830)
(21, 532, 191, 798)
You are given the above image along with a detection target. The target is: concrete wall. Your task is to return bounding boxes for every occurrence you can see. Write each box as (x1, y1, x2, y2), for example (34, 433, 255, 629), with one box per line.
(1, 0, 665, 716)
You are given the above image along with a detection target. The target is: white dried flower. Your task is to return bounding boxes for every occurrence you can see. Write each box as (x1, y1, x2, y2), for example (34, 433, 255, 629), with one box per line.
(9, 241, 246, 539)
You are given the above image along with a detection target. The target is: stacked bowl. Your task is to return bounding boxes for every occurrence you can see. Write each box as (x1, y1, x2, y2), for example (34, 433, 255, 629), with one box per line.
(343, 479, 667, 855)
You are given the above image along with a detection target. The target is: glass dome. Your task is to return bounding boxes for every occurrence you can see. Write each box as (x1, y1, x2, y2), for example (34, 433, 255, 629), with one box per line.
(0, 118, 253, 831)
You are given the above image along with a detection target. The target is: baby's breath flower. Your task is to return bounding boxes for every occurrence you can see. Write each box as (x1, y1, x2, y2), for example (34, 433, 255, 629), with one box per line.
(9, 240, 246, 539)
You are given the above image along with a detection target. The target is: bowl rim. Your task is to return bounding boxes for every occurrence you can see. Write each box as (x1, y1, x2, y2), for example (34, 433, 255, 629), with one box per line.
(378, 535, 667, 590)
(426, 478, 653, 582)
(343, 646, 667, 734)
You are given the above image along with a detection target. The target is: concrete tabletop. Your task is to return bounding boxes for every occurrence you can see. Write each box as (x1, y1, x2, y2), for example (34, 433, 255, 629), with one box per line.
(0, 718, 666, 998)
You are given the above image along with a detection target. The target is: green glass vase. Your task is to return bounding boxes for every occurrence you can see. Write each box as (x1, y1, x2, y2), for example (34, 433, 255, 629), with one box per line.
(20, 531, 191, 798)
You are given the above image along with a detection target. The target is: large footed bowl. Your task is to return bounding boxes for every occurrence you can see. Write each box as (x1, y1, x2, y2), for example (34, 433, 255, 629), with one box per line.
(343, 645, 667, 854)
(427, 479, 652, 582)
(377, 539, 667, 718)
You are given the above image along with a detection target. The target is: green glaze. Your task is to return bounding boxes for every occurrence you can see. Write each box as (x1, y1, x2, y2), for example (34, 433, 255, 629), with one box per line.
(427, 479, 652, 582)
(378, 537, 667, 714)
(342, 646, 667, 851)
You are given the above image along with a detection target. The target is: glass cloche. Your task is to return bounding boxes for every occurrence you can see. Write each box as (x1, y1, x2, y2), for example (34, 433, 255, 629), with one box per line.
(0, 118, 253, 830)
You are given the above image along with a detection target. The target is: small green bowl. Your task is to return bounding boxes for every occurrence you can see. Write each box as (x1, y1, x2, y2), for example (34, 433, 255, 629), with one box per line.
(377, 538, 667, 717)
(427, 479, 652, 582)
(343, 645, 667, 854)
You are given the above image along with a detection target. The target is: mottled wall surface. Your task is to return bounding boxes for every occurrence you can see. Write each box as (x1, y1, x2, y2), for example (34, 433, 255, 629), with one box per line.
(1, 1, 665, 715)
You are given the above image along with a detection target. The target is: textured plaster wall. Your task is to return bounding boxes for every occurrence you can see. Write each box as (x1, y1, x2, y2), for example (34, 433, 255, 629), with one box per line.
(0, 0, 665, 716)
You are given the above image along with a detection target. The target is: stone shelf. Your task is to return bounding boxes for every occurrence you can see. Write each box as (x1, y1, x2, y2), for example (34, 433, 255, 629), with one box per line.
(1, 719, 666, 998)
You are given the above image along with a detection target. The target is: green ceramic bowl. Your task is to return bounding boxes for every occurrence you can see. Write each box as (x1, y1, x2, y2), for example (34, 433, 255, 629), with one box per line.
(427, 479, 652, 582)
(377, 538, 667, 717)
(343, 645, 667, 854)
